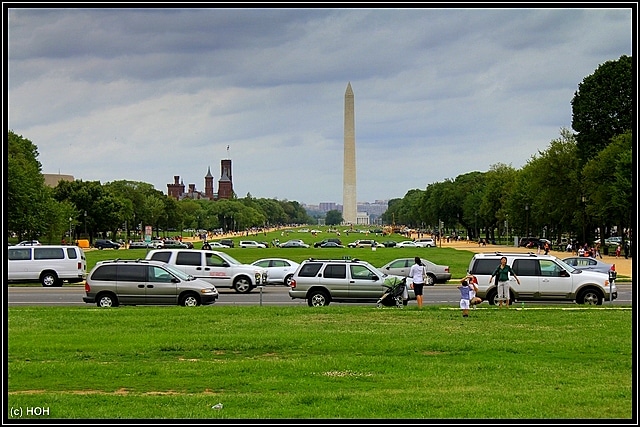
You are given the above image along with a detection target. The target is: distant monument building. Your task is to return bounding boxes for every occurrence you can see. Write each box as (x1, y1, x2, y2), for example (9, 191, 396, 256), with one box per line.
(342, 83, 369, 226)
(343, 82, 357, 225)
(167, 159, 234, 201)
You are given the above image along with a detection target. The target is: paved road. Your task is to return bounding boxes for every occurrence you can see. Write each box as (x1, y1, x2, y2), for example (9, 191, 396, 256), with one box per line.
(7, 284, 632, 307)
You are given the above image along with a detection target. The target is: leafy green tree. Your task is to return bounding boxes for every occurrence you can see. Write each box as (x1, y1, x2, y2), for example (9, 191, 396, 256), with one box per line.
(516, 128, 581, 242)
(7, 131, 53, 240)
(325, 210, 343, 226)
(582, 130, 633, 242)
(571, 55, 632, 164)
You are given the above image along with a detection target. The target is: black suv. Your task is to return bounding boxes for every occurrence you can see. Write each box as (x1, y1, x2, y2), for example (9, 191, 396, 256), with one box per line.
(94, 239, 121, 250)
(313, 238, 343, 248)
(219, 239, 234, 248)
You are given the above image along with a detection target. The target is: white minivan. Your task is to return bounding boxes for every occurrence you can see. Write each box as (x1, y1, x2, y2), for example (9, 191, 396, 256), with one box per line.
(8, 245, 87, 287)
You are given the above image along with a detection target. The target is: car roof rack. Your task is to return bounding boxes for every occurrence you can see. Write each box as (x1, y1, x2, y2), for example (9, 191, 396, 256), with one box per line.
(488, 252, 539, 257)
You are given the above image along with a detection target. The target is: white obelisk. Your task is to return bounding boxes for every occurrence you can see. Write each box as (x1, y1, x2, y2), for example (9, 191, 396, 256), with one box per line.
(343, 82, 357, 225)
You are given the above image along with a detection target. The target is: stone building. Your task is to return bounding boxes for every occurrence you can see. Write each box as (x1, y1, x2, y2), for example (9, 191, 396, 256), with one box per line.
(167, 159, 234, 201)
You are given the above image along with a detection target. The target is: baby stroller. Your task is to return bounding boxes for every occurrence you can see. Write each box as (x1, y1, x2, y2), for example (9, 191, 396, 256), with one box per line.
(377, 276, 407, 308)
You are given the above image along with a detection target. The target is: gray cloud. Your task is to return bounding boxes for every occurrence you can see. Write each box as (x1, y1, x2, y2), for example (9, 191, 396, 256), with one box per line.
(7, 7, 632, 204)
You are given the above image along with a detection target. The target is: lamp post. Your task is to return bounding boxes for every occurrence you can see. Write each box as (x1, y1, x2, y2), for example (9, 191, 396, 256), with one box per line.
(69, 217, 72, 244)
(474, 212, 477, 241)
(84, 211, 87, 237)
(525, 204, 529, 237)
(581, 196, 586, 245)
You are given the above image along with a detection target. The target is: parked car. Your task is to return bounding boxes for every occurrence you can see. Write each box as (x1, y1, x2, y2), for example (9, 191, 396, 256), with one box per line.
(145, 249, 267, 293)
(395, 241, 418, 248)
(313, 238, 343, 248)
(319, 242, 345, 248)
(562, 257, 614, 275)
(16, 240, 41, 246)
(239, 240, 267, 248)
(94, 239, 121, 250)
(149, 239, 165, 249)
(381, 241, 397, 248)
(414, 238, 436, 248)
(279, 240, 310, 248)
(519, 237, 542, 248)
(468, 252, 616, 305)
(128, 241, 151, 249)
(204, 241, 231, 249)
(219, 239, 234, 248)
(378, 258, 451, 285)
(83, 258, 218, 307)
(8, 245, 87, 287)
(288, 258, 414, 307)
(161, 239, 188, 249)
(251, 258, 301, 286)
(347, 240, 384, 248)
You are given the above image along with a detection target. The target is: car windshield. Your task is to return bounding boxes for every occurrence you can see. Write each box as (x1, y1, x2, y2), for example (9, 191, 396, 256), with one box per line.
(163, 264, 195, 281)
(217, 252, 242, 265)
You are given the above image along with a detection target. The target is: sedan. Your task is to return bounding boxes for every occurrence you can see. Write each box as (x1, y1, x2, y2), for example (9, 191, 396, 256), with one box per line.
(279, 241, 310, 248)
(16, 240, 42, 246)
(395, 241, 418, 248)
(204, 242, 231, 249)
(251, 258, 301, 286)
(319, 242, 344, 248)
(562, 257, 614, 274)
(378, 258, 452, 285)
(128, 241, 150, 249)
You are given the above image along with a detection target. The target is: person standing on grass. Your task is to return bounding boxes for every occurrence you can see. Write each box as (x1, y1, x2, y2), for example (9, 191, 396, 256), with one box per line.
(457, 279, 471, 317)
(489, 256, 520, 308)
(408, 256, 426, 309)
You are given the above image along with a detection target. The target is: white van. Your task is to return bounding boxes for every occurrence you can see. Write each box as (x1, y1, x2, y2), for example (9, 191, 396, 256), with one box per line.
(8, 245, 87, 287)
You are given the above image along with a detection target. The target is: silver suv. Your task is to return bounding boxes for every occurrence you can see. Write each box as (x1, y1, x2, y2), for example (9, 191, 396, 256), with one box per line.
(289, 258, 412, 307)
(467, 252, 617, 305)
(83, 259, 218, 307)
(145, 249, 267, 293)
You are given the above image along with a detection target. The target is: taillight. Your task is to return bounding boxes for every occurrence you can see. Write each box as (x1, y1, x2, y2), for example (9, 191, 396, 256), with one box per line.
(84, 282, 90, 292)
(445, 267, 450, 272)
(77, 262, 82, 269)
(290, 279, 296, 288)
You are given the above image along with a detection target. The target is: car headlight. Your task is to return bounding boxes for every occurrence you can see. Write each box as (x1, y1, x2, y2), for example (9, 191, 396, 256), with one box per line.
(201, 288, 217, 295)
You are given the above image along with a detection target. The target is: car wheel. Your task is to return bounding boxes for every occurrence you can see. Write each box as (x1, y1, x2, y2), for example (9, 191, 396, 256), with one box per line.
(577, 288, 603, 306)
(486, 288, 498, 306)
(97, 293, 119, 308)
(284, 274, 294, 287)
(307, 289, 330, 307)
(180, 292, 201, 307)
(40, 271, 58, 287)
(425, 274, 436, 286)
(233, 277, 253, 293)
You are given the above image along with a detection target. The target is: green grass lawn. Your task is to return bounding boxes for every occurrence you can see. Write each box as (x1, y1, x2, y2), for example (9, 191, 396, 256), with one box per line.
(7, 305, 633, 419)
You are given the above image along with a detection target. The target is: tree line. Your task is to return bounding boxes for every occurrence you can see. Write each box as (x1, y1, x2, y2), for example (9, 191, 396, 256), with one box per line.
(8, 56, 632, 246)
(381, 55, 632, 246)
(7, 135, 313, 244)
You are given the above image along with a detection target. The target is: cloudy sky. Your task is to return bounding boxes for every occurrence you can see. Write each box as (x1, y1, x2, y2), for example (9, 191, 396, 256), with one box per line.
(7, 6, 633, 205)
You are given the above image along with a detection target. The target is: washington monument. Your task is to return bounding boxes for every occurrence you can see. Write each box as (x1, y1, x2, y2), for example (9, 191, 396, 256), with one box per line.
(343, 82, 357, 224)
